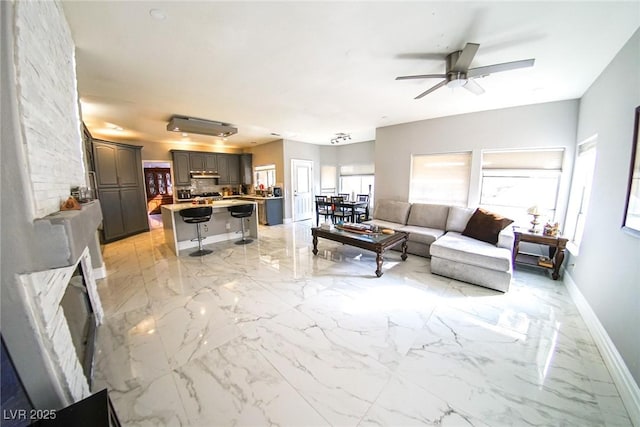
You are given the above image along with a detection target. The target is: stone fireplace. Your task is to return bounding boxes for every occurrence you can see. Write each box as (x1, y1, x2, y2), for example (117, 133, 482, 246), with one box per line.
(1, 0, 108, 409)
(17, 202, 105, 402)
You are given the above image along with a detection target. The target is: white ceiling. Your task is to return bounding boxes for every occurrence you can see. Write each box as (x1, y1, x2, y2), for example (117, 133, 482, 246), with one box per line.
(61, 1, 640, 149)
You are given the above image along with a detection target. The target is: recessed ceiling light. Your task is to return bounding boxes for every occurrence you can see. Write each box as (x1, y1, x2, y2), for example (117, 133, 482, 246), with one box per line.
(149, 9, 166, 21)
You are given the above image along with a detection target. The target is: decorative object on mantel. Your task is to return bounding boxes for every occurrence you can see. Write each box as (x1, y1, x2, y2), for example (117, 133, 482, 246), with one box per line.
(331, 132, 351, 144)
(543, 221, 560, 237)
(60, 196, 81, 211)
(527, 205, 541, 233)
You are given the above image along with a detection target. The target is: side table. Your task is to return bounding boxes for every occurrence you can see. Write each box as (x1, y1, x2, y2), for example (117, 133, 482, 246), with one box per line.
(512, 227, 568, 280)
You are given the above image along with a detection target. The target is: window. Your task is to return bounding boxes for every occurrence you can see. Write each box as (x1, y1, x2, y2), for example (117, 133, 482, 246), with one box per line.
(480, 149, 564, 226)
(320, 165, 337, 196)
(409, 152, 471, 206)
(564, 138, 597, 251)
(338, 164, 374, 203)
(254, 164, 276, 188)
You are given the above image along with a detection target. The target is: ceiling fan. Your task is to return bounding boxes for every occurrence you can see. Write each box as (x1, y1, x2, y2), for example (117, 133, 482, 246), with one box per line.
(396, 42, 535, 99)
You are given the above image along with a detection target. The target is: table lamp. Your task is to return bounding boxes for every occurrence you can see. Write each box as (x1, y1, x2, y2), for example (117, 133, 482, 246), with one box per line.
(527, 205, 541, 233)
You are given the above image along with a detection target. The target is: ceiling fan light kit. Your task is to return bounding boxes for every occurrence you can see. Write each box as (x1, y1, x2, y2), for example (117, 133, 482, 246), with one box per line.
(396, 42, 535, 99)
(166, 115, 237, 137)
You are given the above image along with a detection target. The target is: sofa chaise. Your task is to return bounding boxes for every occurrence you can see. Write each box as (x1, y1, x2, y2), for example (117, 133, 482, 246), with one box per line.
(364, 200, 514, 292)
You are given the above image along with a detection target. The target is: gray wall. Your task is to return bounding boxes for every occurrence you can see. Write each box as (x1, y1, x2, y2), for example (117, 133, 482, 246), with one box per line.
(375, 100, 579, 224)
(319, 140, 375, 192)
(336, 140, 375, 165)
(567, 29, 640, 384)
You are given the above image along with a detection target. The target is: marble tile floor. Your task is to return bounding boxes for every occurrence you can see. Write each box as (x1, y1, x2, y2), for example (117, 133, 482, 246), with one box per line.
(93, 217, 631, 426)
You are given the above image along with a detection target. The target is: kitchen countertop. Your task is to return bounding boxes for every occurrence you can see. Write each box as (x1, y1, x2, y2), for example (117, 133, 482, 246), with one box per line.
(162, 199, 257, 212)
(240, 195, 284, 200)
(174, 195, 283, 203)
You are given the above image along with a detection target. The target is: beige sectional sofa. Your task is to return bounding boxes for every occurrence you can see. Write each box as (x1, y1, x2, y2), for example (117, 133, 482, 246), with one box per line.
(364, 200, 514, 292)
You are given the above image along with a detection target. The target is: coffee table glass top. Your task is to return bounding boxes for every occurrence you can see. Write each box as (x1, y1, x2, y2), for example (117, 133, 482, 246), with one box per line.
(313, 226, 403, 244)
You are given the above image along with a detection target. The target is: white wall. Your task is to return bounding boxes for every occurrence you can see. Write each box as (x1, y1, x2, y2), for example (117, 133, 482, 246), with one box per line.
(375, 100, 579, 224)
(1, 0, 83, 409)
(15, 0, 86, 218)
(283, 139, 321, 220)
(568, 29, 640, 385)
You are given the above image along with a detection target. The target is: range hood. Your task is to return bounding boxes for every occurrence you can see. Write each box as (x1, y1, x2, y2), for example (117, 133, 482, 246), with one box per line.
(167, 116, 237, 137)
(190, 171, 220, 179)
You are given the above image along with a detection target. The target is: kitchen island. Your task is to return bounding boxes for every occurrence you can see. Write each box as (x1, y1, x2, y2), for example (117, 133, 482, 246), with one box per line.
(161, 199, 258, 255)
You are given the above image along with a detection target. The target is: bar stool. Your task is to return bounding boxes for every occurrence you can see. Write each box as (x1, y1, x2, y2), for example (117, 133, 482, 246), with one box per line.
(227, 204, 254, 244)
(179, 206, 213, 256)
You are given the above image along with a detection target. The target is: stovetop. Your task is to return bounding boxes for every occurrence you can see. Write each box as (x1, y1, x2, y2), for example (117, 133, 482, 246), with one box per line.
(193, 192, 222, 197)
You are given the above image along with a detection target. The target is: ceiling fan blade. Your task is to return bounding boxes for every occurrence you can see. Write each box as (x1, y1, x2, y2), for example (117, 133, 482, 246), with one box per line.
(396, 74, 447, 80)
(414, 80, 447, 99)
(463, 79, 485, 95)
(467, 58, 535, 78)
(395, 53, 447, 61)
(451, 43, 480, 72)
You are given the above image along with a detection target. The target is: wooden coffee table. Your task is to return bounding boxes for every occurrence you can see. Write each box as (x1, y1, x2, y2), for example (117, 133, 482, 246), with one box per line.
(311, 227, 408, 277)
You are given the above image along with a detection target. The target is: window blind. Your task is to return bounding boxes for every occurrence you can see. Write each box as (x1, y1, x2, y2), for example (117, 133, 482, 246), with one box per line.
(409, 152, 471, 206)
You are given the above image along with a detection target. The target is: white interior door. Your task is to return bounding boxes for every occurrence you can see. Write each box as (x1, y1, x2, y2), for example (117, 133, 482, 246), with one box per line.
(292, 159, 313, 221)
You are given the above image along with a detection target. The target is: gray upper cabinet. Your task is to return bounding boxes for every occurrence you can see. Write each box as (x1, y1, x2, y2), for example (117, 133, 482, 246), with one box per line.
(189, 153, 205, 171)
(93, 141, 141, 187)
(116, 146, 140, 186)
(172, 151, 191, 186)
(217, 154, 230, 184)
(93, 143, 119, 187)
(172, 150, 241, 186)
(217, 154, 241, 185)
(205, 153, 218, 171)
(227, 154, 240, 185)
(240, 153, 253, 185)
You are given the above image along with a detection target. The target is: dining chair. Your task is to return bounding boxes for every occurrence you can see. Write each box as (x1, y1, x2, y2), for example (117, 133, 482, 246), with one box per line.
(338, 193, 350, 201)
(331, 196, 351, 223)
(315, 195, 333, 225)
(355, 194, 370, 222)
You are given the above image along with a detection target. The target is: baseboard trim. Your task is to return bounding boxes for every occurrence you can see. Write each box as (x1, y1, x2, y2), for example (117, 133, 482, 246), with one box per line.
(93, 264, 107, 280)
(564, 272, 640, 426)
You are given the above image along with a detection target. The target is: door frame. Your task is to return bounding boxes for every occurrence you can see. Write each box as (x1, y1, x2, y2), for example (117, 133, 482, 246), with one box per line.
(291, 159, 314, 222)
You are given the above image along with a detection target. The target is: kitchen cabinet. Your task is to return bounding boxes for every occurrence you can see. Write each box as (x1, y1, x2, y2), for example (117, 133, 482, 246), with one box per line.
(240, 153, 253, 185)
(172, 151, 191, 186)
(242, 197, 283, 225)
(93, 140, 149, 243)
(265, 198, 283, 225)
(205, 153, 218, 171)
(227, 154, 240, 184)
(171, 150, 242, 186)
(217, 154, 229, 184)
(217, 154, 240, 185)
(189, 152, 205, 171)
(93, 141, 141, 187)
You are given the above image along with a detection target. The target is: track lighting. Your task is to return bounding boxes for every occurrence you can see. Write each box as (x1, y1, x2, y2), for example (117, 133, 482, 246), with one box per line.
(331, 133, 351, 144)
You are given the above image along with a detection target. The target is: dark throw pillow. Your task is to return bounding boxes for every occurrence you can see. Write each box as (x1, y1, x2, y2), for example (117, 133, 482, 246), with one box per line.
(462, 208, 513, 245)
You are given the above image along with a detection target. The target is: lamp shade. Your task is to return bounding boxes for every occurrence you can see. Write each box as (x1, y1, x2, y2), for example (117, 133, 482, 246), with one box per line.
(527, 205, 540, 215)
